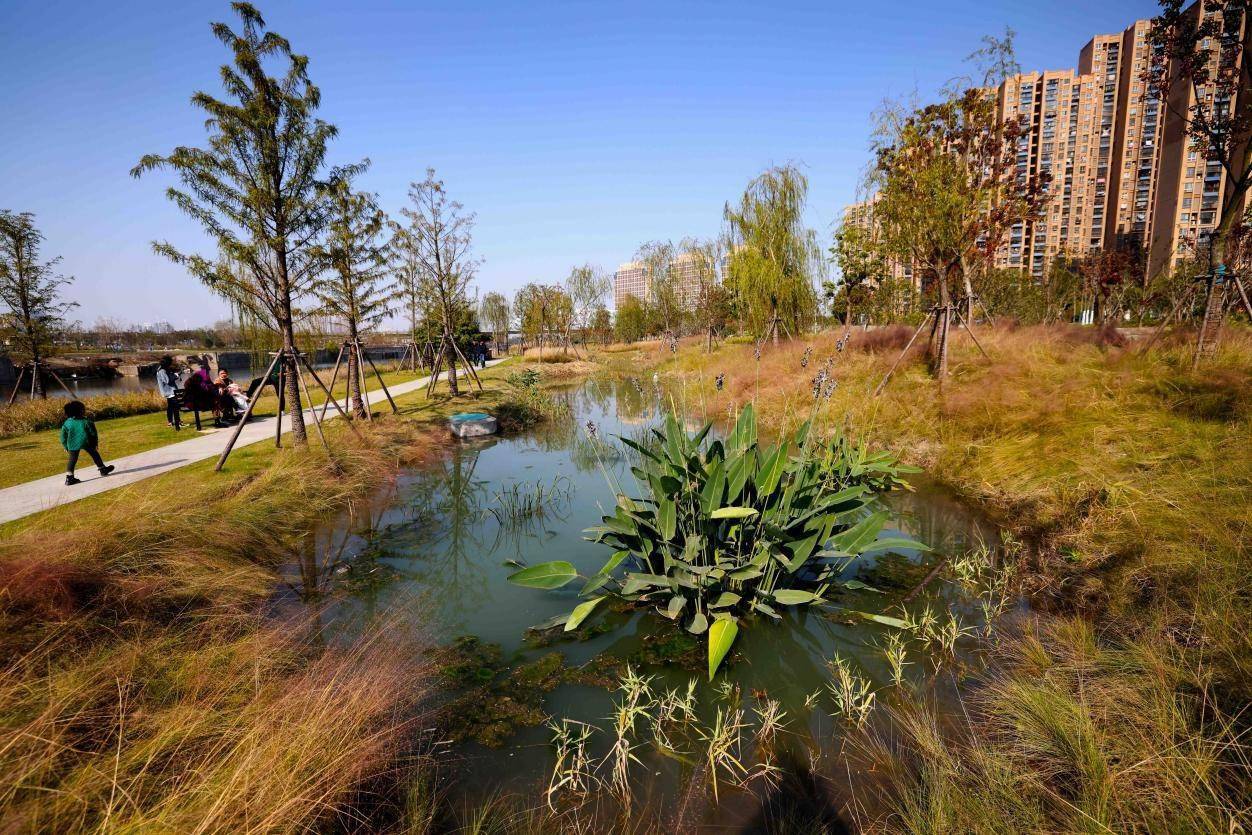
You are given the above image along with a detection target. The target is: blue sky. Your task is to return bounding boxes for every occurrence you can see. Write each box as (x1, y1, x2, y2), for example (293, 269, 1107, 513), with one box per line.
(1, 0, 1155, 327)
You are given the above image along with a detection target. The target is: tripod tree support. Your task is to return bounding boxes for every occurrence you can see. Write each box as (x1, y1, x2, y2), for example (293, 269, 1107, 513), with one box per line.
(215, 349, 284, 471)
(874, 308, 935, 397)
(953, 305, 990, 360)
(358, 341, 399, 414)
(319, 343, 346, 421)
(293, 358, 330, 453)
(298, 354, 362, 439)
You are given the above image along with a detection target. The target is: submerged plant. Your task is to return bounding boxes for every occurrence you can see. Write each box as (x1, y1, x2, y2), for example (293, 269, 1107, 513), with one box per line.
(508, 404, 926, 678)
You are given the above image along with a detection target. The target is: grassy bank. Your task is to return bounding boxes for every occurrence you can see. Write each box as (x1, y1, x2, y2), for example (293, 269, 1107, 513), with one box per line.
(599, 324, 1252, 831)
(0, 363, 538, 832)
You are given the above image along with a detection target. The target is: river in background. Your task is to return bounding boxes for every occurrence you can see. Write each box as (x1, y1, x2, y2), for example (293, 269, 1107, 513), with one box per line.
(272, 377, 1018, 826)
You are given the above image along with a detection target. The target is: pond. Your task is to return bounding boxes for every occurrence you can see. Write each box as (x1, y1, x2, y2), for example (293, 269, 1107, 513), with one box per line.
(275, 376, 1017, 825)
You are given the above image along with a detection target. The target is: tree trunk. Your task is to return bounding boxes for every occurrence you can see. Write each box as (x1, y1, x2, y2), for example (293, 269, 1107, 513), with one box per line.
(445, 333, 460, 396)
(348, 324, 365, 420)
(1193, 226, 1235, 367)
(279, 321, 307, 445)
(930, 267, 955, 381)
(30, 345, 45, 399)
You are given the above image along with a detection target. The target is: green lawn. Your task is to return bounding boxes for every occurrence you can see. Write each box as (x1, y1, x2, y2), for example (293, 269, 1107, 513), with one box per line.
(0, 362, 511, 489)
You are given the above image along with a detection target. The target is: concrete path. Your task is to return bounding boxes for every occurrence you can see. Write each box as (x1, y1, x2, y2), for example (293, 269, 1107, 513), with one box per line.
(0, 360, 504, 524)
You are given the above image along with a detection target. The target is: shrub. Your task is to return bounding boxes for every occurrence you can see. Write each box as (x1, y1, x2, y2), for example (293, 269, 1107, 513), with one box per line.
(509, 405, 924, 678)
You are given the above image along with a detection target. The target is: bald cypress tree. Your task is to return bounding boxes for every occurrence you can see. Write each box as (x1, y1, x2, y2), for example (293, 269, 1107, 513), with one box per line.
(132, 3, 338, 443)
(311, 171, 396, 418)
(0, 211, 77, 398)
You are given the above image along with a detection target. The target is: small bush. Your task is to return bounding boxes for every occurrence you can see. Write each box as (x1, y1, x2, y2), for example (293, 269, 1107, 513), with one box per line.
(0, 389, 165, 438)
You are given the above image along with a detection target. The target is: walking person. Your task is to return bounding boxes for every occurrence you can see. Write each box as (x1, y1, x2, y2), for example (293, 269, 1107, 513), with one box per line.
(60, 400, 114, 485)
(157, 355, 182, 430)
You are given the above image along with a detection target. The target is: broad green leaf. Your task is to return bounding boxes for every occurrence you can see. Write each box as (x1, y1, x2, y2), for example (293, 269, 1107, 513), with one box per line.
(687, 611, 709, 635)
(828, 511, 889, 556)
(701, 457, 726, 511)
(773, 589, 824, 605)
(530, 612, 570, 631)
(842, 579, 883, 593)
(758, 442, 790, 496)
(711, 591, 741, 608)
(618, 435, 660, 461)
(711, 506, 758, 520)
(597, 550, 630, 575)
(657, 498, 677, 540)
(726, 454, 750, 502)
(622, 572, 670, 596)
(666, 595, 686, 619)
(579, 573, 612, 596)
(784, 532, 822, 571)
(728, 566, 763, 582)
(856, 611, 911, 629)
(860, 537, 931, 554)
(508, 561, 578, 589)
(707, 618, 739, 680)
(564, 597, 605, 631)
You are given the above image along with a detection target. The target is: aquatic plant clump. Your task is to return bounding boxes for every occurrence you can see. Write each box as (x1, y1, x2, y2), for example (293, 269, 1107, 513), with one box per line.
(509, 404, 926, 677)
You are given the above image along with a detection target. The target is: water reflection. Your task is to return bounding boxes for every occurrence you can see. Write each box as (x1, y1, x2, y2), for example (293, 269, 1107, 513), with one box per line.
(279, 377, 1013, 820)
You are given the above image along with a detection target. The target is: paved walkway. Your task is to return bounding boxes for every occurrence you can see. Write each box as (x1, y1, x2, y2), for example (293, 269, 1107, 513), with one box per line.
(0, 360, 504, 524)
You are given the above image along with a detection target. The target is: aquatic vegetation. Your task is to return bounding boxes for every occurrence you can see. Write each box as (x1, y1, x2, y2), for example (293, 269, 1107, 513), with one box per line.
(509, 403, 926, 677)
(827, 653, 876, 727)
(497, 368, 573, 427)
(881, 631, 912, 687)
(487, 476, 573, 524)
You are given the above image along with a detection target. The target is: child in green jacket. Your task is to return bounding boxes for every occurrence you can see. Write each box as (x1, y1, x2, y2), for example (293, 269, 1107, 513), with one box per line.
(60, 401, 114, 485)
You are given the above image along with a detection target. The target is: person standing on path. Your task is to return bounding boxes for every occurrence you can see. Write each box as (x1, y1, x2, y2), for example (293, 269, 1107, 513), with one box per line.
(60, 400, 114, 485)
(157, 355, 182, 430)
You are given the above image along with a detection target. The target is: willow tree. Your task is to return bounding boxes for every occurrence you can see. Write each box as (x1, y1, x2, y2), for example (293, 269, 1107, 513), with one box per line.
(395, 169, 480, 395)
(133, 3, 336, 443)
(871, 87, 1048, 380)
(634, 241, 684, 335)
(479, 291, 511, 354)
(565, 263, 609, 347)
(1146, 0, 1252, 363)
(723, 165, 820, 344)
(679, 237, 731, 351)
(310, 172, 395, 418)
(515, 282, 570, 355)
(0, 211, 77, 398)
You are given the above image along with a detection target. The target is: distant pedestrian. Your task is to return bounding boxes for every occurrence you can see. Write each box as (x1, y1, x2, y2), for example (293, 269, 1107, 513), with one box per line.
(60, 400, 114, 485)
(157, 355, 182, 431)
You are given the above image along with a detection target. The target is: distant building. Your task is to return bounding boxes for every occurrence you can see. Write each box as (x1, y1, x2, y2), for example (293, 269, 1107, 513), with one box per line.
(841, 196, 916, 289)
(612, 261, 648, 309)
(613, 252, 710, 310)
(851, 3, 1249, 283)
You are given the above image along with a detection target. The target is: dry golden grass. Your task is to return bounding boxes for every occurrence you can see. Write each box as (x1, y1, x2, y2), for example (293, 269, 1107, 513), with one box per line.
(627, 322, 1252, 830)
(0, 420, 444, 833)
(0, 389, 166, 439)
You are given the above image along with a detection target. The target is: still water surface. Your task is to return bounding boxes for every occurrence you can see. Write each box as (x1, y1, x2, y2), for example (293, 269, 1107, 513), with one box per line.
(278, 377, 1011, 820)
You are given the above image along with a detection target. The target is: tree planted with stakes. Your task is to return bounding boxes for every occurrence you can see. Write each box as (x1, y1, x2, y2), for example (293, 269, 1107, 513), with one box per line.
(311, 171, 396, 419)
(395, 169, 480, 395)
(0, 211, 77, 399)
(132, 2, 339, 443)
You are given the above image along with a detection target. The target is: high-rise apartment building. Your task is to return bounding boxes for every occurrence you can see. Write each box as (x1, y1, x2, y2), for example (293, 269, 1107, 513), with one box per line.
(842, 196, 916, 288)
(994, 69, 1102, 275)
(1105, 20, 1164, 252)
(1148, 2, 1251, 278)
(612, 261, 648, 309)
(612, 253, 707, 309)
(852, 5, 1248, 285)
